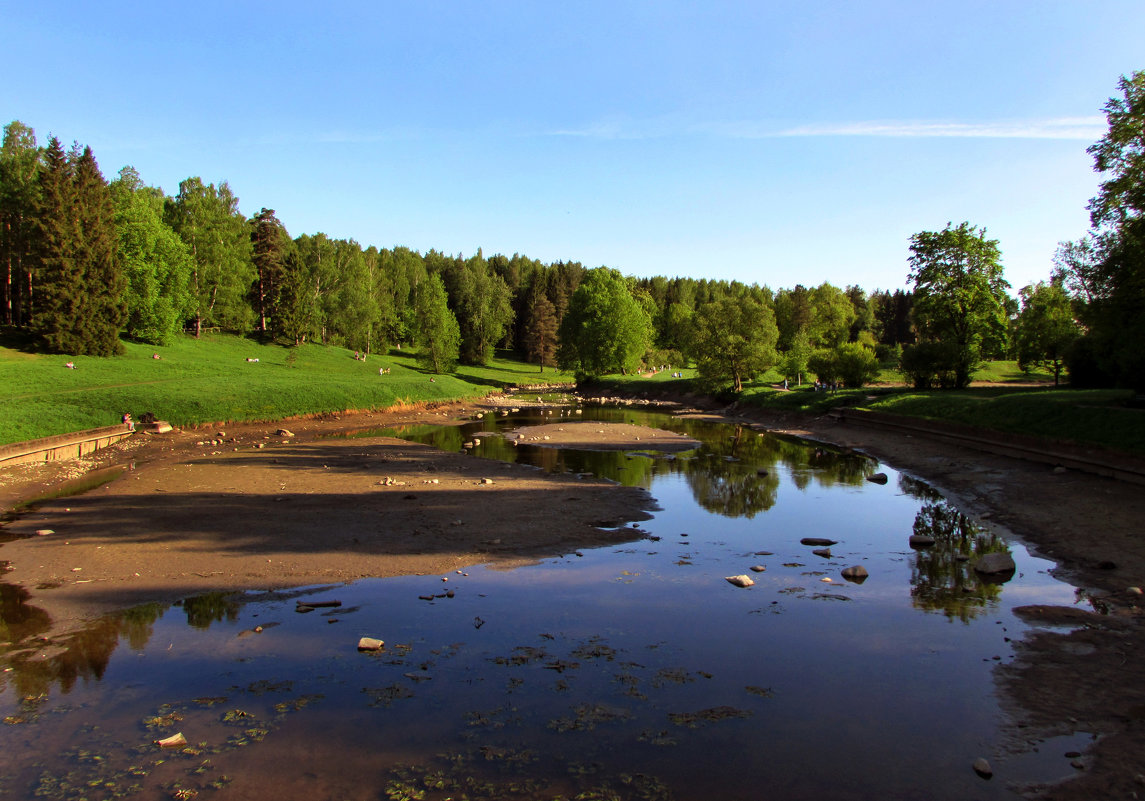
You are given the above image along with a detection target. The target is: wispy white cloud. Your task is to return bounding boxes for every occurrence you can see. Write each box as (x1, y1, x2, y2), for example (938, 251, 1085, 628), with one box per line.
(544, 117, 674, 140)
(765, 117, 1106, 140)
(545, 116, 1106, 141)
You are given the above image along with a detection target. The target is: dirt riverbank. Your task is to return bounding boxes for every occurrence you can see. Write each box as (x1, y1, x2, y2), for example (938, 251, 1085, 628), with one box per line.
(2, 395, 1143, 798)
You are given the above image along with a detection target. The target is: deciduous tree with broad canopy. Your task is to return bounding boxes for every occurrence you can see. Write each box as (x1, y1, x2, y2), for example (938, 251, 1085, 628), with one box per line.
(557, 268, 652, 380)
(689, 295, 778, 392)
(907, 222, 1010, 389)
(1014, 280, 1079, 386)
(412, 273, 460, 374)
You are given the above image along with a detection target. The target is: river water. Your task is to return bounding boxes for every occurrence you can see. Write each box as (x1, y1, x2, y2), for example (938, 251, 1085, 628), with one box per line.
(0, 405, 1090, 800)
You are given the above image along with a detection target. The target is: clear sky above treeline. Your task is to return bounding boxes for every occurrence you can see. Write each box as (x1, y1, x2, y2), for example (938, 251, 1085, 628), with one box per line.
(6, 1, 1144, 294)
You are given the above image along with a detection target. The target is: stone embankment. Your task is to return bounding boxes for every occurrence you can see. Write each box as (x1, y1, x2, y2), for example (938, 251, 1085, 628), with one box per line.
(0, 426, 136, 467)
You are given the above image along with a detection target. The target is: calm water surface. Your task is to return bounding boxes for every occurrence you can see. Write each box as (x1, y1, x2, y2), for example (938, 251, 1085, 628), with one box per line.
(0, 407, 1089, 801)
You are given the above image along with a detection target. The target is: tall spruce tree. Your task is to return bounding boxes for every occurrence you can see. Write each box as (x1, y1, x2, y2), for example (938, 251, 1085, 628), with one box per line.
(70, 144, 126, 354)
(30, 137, 81, 351)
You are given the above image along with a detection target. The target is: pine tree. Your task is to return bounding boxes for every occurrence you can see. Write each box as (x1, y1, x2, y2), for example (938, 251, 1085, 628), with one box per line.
(523, 278, 558, 371)
(250, 207, 287, 335)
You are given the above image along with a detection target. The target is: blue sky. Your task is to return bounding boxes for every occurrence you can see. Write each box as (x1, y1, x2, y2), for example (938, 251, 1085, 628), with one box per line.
(5, 1, 1143, 293)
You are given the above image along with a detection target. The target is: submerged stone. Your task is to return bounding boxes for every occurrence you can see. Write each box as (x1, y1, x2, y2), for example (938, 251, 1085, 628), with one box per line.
(974, 552, 1016, 575)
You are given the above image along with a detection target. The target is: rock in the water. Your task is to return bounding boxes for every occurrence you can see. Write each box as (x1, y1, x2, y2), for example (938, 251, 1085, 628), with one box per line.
(973, 757, 993, 779)
(974, 552, 1016, 575)
(276, 429, 294, 437)
(801, 537, 838, 546)
(358, 637, 385, 651)
(909, 534, 936, 548)
(1053, 465, 1068, 474)
(749, 565, 767, 573)
(726, 575, 755, 588)
(35, 529, 54, 536)
(812, 548, 832, 558)
(841, 565, 869, 580)
(866, 472, 889, 484)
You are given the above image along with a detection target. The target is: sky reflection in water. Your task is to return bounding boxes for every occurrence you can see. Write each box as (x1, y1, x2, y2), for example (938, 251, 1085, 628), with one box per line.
(0, 407, 1085, 801)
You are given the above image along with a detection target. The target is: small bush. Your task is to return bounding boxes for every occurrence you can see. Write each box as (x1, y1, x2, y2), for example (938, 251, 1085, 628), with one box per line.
(901, 342, 963, 389)
(835, 343, 880, 387)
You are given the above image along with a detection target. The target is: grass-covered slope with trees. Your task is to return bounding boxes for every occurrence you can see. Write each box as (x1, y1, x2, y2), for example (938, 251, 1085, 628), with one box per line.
(0, 335, 573, 446)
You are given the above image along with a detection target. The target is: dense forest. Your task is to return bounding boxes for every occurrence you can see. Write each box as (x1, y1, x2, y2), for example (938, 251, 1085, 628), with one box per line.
(1, 71, 1142, 391)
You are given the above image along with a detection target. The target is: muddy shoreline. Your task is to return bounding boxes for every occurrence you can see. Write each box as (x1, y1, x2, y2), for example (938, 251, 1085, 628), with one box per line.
(2, 394, 1144, 798)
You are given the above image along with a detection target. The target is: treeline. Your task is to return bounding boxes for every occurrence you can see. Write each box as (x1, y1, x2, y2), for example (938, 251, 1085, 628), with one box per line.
(0, 119, 914, 377)
(1, 70, 1142, 393)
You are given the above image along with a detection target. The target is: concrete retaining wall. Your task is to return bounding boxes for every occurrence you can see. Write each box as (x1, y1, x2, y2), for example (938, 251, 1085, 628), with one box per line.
(830, 408, 1145, 486)
(0, 426, 135, 467)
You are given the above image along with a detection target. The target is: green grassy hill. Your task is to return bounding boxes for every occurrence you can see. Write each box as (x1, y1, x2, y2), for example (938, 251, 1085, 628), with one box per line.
(0, 334, 573, 446)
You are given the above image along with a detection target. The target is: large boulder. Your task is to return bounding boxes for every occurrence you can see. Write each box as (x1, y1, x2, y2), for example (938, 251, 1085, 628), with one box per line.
(841, 565, 869, 581)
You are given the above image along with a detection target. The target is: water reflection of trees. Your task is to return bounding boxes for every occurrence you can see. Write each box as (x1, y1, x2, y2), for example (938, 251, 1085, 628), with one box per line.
(354, 408, 881, 521)
(180, 592, 241, 629)
(0, 585, 165, 699)
(908, 501, 1010, 623)
(0, 586, 217, 699)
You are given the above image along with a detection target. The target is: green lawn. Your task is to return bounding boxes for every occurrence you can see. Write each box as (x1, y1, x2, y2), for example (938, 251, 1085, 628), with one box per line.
(597, 363, 1142, 457)
(0, 334, 574, 445)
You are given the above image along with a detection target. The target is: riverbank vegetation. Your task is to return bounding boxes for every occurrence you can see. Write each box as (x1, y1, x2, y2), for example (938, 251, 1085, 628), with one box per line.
(1, 72, 1142, 432)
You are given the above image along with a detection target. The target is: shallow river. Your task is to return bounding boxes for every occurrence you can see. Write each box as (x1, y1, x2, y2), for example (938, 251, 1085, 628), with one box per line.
(0, 406, 1091, 800)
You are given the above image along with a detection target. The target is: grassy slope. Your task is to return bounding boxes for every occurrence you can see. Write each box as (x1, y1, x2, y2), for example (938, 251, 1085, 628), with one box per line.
(0, 335, 573, 445)
(597, 364, 1143, 457)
